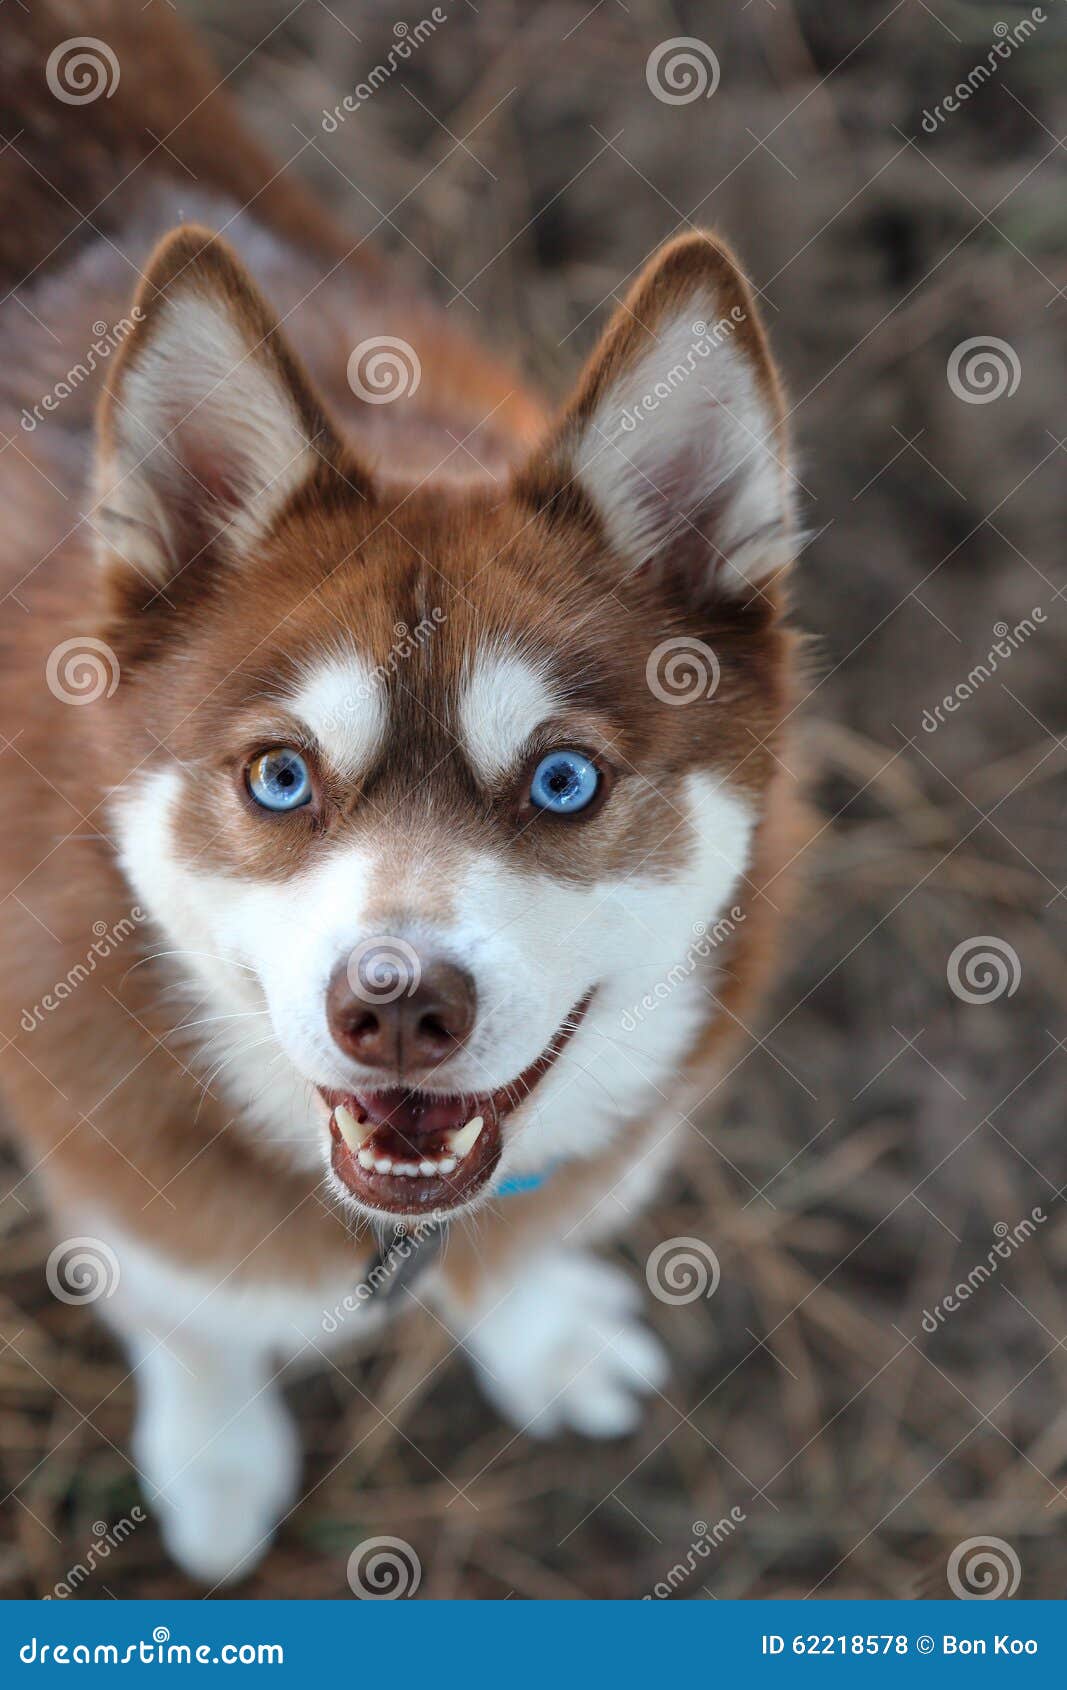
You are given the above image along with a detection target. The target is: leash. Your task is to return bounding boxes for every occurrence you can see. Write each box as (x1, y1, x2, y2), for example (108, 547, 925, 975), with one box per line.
(358, 1163, 558, 1307)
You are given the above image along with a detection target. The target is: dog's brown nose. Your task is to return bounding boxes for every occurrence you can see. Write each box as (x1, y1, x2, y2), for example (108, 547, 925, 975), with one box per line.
(326, 945, 477, 1072)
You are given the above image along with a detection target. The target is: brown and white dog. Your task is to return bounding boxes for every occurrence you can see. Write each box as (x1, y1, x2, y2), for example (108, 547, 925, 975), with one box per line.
(0, 4, 805, 1582)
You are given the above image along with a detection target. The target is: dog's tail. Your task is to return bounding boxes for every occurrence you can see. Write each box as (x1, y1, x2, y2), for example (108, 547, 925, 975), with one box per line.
(0, 1, 353, 294)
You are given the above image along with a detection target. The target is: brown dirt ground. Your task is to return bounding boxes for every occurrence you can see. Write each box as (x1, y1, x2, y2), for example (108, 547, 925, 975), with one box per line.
(1, 0, 1065, 1599)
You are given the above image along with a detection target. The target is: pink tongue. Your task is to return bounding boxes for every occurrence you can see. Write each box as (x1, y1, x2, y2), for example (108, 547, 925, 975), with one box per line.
(355, 1089, 473, 1136)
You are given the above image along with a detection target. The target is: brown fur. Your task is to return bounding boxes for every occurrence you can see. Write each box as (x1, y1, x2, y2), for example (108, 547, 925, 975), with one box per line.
(0, 2, 805, 1293)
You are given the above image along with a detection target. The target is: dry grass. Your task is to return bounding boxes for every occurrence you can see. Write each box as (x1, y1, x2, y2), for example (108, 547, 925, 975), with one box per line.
(2, 0, 1065, 1598)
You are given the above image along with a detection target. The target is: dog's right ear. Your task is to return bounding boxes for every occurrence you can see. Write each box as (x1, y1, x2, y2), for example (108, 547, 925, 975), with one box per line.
(94, 226, 369, 596)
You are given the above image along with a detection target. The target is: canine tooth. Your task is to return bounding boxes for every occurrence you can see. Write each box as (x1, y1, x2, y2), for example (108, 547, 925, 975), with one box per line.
(419, 1159, 437, 1177)
(335, 1105, 363, 1153)
(437, 1156, 457, 1175)
(357, 1148, 376, 1171)
(447, 1116, 484, 1159)
(374, 1156, 394, 1175)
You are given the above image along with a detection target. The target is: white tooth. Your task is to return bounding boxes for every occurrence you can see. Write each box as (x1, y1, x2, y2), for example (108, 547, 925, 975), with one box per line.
(447, 1116, 484, 1159)
(374, 1156, 393, 1174)
(335, 1105, 363, 1153)
(395, 1162, 419, 1177)
(437, 1156, 457, 1175)
(357, 1148, 376, 1171)
(419, 1160, 437, 1177)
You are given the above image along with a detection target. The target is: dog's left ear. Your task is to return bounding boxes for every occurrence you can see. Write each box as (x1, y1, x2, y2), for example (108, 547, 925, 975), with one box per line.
(94, 225, 363, 595)
(516, 232, 794, 597)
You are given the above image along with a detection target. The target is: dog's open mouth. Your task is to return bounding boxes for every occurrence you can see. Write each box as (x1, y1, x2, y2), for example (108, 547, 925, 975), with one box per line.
(322, 989, 593, 1215)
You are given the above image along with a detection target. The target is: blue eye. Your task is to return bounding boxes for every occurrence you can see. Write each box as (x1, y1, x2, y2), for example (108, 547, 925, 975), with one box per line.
(247, 747, 312, 811)
(529, 749, 600, 815)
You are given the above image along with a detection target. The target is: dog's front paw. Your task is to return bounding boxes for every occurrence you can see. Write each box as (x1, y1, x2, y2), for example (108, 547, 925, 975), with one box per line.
(466, 1250, 667, 1438)
(133, 1359, 300, 1586)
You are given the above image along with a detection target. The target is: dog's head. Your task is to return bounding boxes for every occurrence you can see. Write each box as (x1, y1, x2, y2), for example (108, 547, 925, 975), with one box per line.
(94, 226, 796, 1224)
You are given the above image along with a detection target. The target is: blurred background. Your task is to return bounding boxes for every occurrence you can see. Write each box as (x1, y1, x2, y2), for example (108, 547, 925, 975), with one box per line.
(1, 0, 1065, 1598)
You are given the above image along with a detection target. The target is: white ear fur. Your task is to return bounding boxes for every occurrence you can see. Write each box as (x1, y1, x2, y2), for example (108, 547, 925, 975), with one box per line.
(574, 303, 794, 593)
(95, 242, 322, 586)
(532, 236, 796, 597)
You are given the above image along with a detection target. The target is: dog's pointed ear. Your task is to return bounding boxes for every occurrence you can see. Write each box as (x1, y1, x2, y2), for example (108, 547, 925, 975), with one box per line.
(515, 232, 794, 597)
(94, 226, 369, 592)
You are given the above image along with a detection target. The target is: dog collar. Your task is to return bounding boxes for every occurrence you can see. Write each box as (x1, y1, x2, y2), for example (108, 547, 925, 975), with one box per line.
(357, 1161, 560, 1306)
(496, 1166, 555, 1196)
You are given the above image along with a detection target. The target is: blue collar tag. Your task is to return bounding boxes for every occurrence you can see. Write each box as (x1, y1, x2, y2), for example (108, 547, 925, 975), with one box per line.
(496, 1163, 558, 1196)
